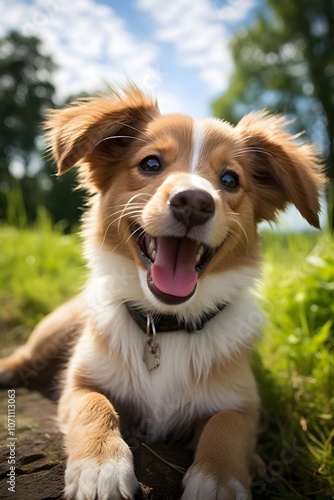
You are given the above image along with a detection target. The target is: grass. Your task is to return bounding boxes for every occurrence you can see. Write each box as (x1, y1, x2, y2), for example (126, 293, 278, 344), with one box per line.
(254, 230, 334, 499)
(0, 217, 333, 499)
(0, 213, 85, 355)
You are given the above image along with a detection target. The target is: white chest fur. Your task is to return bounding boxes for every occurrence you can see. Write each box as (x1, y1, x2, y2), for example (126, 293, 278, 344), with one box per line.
(68, 251, 262, 440)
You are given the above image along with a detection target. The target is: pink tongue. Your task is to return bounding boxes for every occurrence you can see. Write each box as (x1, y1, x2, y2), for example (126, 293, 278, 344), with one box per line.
(151, 237, 198, 297)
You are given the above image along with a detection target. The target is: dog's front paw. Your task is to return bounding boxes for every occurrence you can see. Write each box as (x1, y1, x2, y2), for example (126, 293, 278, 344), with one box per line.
(64, 441, 138, 500)
(182, 464, 251, 500)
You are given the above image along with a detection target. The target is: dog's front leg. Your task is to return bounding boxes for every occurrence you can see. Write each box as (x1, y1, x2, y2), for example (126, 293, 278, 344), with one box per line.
(59, 386, 138, 500)
(182, 410, 259, 500)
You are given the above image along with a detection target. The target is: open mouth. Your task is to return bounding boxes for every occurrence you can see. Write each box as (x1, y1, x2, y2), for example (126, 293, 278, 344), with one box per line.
(133, 224, 218, 305)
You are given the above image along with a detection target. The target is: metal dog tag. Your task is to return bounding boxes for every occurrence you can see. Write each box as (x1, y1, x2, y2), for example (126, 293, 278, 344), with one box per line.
(143, 314, 161, 371)
(143, 342, 160, 371)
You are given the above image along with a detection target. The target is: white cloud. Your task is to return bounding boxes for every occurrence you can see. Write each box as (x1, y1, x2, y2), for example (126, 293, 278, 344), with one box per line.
(0, 0, 160, 100)
(215, 0, 256, 23)
(0, 0, 256, 117)
(136, 0, 255, 92)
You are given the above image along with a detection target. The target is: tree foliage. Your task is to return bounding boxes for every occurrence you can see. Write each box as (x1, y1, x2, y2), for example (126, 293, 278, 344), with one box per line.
(0, 31, 84, 228)
(212, 0, 334, 230)
(0, 32, 56, 166)
(0, 32, 56, 220)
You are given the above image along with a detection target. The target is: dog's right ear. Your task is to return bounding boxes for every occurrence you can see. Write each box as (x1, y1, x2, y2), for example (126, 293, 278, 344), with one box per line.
(236, 111, 325, 228)
(44, 85, 159, 183)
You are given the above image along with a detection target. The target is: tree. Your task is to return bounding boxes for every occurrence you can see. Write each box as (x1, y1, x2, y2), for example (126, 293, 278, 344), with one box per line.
(0, 31, 86, 228)
(212, 0, 334, 231)
(0, 31, 56, 221)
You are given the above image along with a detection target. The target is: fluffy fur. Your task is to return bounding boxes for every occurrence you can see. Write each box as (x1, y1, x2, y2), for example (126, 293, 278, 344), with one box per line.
(0, 85, 324, 499)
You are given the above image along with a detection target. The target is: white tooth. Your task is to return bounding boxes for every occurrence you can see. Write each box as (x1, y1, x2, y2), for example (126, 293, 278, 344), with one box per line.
(196, 244, 204, 264)
(149, 238, 156, 252)
(151, 250, 157, 261)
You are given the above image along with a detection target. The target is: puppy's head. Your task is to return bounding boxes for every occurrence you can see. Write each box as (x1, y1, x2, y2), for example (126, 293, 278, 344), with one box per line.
(45, 85, 325, 306)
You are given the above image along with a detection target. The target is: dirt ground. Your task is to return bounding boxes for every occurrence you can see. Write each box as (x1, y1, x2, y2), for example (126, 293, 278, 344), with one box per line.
(0, 387, 192, 500)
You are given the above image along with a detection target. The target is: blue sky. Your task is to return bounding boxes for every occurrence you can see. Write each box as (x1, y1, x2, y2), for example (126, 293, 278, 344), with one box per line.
(0, 0, 260, 117)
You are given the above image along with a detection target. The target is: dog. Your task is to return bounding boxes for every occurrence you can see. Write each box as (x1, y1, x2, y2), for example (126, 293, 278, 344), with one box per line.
(0, 85, 324, 499)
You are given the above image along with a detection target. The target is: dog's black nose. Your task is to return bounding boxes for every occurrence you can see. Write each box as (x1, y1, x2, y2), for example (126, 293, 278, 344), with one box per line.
(169, 188, 215, 229)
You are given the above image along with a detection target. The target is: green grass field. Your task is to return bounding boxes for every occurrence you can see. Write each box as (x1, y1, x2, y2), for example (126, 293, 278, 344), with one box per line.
(0, 220, 333, 499)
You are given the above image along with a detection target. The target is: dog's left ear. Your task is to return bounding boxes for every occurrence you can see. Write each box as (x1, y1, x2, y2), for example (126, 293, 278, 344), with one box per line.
(236, 111, 326, 228)
(44, 85, 159, 190)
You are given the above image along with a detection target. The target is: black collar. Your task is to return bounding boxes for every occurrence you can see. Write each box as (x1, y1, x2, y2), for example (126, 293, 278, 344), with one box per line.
(125, 302, 227, 334)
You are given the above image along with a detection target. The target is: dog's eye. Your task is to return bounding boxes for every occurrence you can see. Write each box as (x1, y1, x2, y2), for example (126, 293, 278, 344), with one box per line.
(220, 170, 239, 190)
(140, 156, 162, 174)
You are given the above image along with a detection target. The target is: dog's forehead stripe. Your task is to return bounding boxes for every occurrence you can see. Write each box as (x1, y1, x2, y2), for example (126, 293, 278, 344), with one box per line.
(190, 119, 207, 173)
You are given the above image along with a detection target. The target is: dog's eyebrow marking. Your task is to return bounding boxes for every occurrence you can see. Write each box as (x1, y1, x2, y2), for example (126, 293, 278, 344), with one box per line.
(190, 119, 206, 173)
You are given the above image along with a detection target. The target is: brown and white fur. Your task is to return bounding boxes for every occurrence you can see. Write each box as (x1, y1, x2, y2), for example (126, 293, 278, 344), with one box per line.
(0, 86, 324, 499)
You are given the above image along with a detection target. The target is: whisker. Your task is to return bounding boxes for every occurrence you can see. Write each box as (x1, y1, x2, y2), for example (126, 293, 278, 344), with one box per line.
(228, 217, 249, 254)
(232, 146, 274, 159)
(117, 193, 150, 233)
(123, 225, 144, 246)
(228, 227, 248, 254)
(99, 192, 153, 250)
(100, 208, 143, 246)
(110, 192, 152, 208)
(106, 196, 152, 210)
(101, 205, 144, 222)
(101, 193, 152, 222)
(105, 224, 145, 255)
(94, 135, 150, 148)
(108, 210, 143, 229)
(124, 193, 153, 204)
(114, 122, 152, 140)
(100, 209, 142, 250)
(117, 209, 143, 235)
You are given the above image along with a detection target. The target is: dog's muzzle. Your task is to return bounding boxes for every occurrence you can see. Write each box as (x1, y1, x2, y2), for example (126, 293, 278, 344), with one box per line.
(134, 188, 224, 305)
